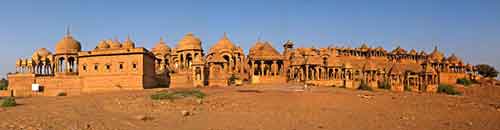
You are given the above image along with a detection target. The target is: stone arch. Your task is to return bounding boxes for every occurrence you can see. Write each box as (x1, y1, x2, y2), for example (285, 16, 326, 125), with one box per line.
(68, 57, 76, 72)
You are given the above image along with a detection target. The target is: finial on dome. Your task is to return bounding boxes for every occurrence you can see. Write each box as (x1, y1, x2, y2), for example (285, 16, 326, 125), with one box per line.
(65, 25, 71, 37)
(125, 35, 131, 41)
(114, 36, 120, 42)
(159, 37, 165, 43)
(223, 32, 228, 38)
(257, 32, 262, 42)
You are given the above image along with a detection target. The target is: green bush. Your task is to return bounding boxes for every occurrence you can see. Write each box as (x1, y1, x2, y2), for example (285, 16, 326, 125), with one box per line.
(438, 84, 461, 95)
(378, 80, 391, 89)
(0, 79, 7, 90)
(151, 90, 206, 101)
(358, 81, 372, 91)
(1, 97, 16, 107)
(456, 78, 473, 86)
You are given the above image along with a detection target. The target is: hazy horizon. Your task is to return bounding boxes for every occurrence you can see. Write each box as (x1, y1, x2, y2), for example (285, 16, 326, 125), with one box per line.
(1, 0, 499, 78)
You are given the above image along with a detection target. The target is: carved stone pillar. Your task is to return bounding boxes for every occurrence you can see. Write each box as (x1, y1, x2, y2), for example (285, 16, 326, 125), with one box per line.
(305, 65, 309, 81)
(260, 60, 265, 76)
(272, 61, 277, 76)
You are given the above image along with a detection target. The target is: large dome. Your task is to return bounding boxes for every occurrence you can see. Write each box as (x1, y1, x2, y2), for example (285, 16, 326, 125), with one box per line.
(55, 34, 81, 54)
(177, 33, 202, 51)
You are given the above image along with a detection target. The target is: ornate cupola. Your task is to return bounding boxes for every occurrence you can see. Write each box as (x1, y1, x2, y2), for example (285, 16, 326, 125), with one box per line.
(152, 37, 171, 58)
(55, 28, 81, 54)
(109, 38, 122, 49)
(54, 27, 80, 74)
(122, 36, 136, 49)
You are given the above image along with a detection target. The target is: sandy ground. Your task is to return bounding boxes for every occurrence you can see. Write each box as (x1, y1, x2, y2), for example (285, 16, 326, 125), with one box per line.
(0, 85, 500, 130)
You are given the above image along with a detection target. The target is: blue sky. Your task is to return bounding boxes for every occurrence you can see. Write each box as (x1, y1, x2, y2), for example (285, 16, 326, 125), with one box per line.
(0, 0, 499, 78)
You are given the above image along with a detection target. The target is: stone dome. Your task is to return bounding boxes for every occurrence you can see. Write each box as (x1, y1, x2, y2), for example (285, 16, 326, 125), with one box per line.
(249, 41, 281, 57)
(210, 33, 236, 52)
(97, 40, 110, 49)
(409, 49, 417, 55)
(32, 48, 52, 61)
(360, 43, 369, 49)
(55, 34, 81, 54)
(428, 46, 444, 61)
(122, 36, 135, 49)
(177, 33, 202, 51)
(34, 48, 52, 57)
(152, 37, 171, 55)
(446, 53, 462, 64)
(110, 39, 122, 49)
(391, 46, 407, 54)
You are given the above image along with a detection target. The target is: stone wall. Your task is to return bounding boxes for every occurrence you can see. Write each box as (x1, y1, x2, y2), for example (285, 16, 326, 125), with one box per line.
(440, 72, 467, 85)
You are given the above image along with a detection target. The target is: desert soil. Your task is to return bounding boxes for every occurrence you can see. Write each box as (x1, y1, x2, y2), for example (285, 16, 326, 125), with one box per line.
(0, 85, 500, 130)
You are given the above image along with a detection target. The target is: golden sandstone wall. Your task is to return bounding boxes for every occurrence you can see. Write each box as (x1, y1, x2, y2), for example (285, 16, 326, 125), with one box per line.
(6, 32, 477, 97)
(8, 74, 81, 96)
(78, 49, 157, 92)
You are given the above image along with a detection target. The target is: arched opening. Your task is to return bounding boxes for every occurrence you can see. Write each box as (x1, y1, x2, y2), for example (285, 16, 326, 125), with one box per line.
(68, 57, 76, 73)
(58, 57, 65, 72)
(223, 55, 230, 71)
(186, 53, 193, 69)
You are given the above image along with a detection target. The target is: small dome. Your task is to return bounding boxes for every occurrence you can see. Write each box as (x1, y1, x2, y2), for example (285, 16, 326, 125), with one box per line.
(409, 49, 417, 55)
(110, 39, 122, 49)
(210, 33, 236, 52)
(55, 33, 81, 54)
(177, 33, 202, 51)
(428, 46, 444, 61)
(152, 37, 171, 55)
(38, 48, 51, 56)
(419, 50, 427, 55)
(32, 48, 52, 60)
(122, 36, 135, 49)
(360, 43, 369, 49)
(97, 40, 110, 49)
(446, 53, 462, 64)
(391, 46, 407, 54)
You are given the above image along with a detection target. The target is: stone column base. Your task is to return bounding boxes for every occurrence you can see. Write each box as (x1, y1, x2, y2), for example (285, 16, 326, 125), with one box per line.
(426, 84, 438, 93)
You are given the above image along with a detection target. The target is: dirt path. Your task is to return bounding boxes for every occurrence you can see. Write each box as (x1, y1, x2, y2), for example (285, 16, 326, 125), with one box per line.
(0, 86, 499, 130)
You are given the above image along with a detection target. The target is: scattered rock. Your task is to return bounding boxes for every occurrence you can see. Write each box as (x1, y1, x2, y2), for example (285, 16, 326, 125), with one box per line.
(358, 94, 374, 99)
(466, 121, 473, 127)
(134, 115, 152, 121)
(181, 110, 190, 117)
(196, 99, 203, 105)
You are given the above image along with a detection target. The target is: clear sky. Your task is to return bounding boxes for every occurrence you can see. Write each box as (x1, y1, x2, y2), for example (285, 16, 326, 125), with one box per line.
(0, 0, 499, 78)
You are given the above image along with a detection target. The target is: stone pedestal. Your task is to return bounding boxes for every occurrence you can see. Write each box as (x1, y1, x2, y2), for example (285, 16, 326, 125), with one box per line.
(208, 80, 227, 87)
(391, 85, 404, 92)
(344, 80, 355, 89)
(368, 81, 378, 89)
(411, 85, 420, 92)
(426, 84, 438, 93)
